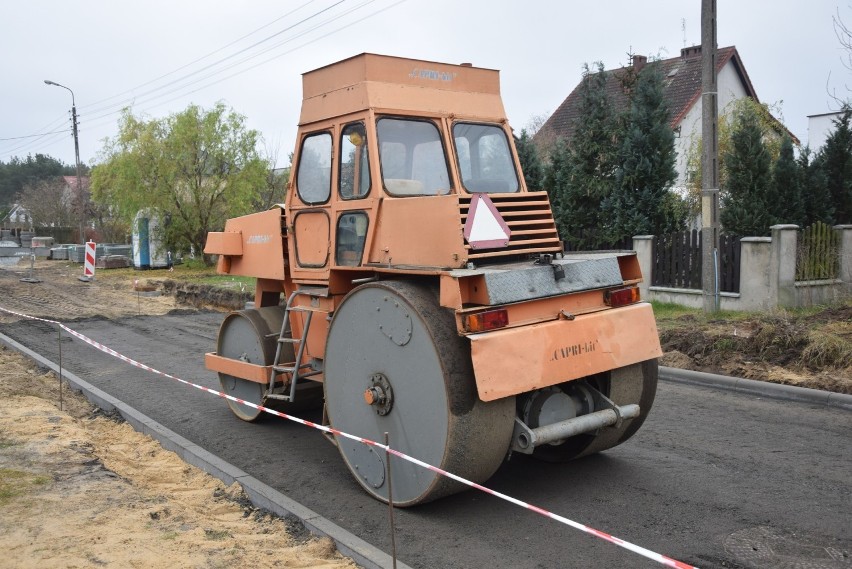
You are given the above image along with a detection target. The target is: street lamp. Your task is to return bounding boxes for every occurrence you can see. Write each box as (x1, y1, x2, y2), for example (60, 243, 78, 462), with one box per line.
(44, 79, 85, 244)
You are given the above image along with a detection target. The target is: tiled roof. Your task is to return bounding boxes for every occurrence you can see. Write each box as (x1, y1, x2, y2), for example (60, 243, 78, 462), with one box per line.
(535, 46, 755, 146)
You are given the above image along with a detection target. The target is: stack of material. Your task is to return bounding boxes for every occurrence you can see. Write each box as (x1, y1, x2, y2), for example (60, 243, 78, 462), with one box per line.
(67, 245, 85, 263)
(104, 244, 132, 257)
(32, 236, 55, 248)
(49, 247, 69, 260)
(96, 255, 132, 269)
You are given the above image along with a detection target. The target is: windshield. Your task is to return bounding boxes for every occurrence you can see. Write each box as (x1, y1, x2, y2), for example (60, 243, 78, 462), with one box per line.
(453, 122, 519, 193)
(377, 117, 451, 196)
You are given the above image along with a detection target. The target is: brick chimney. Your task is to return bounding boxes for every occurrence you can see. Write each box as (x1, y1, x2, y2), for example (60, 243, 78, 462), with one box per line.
(681, 46, 702, 58)
(632, 54, 648, 73)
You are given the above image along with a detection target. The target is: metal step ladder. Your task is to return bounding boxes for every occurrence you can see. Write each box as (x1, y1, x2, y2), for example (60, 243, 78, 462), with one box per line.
(265, 288, 327, 402)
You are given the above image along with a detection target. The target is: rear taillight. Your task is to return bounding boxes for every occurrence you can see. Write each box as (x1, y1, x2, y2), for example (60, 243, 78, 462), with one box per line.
(605, 286, 641, 307)
(464, 309, 509, 333)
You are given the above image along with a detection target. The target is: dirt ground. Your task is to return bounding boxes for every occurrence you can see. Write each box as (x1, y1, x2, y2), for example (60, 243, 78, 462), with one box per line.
(658, 305, 852, 394)
(0, 259, 849, 567)
(0, 260, 355, 569)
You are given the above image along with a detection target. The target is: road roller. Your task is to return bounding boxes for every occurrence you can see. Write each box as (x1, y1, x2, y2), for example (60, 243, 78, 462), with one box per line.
(204, 53, 662, 506)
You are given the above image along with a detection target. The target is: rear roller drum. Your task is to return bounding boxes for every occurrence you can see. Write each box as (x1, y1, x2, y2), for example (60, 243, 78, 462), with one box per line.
(323, 281, 515, 506)
(523, 359, 658, 462)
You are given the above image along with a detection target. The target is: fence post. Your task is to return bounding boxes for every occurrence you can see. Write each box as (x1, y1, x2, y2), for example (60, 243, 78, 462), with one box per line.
(633, 235, 654, 301)
(770, 224, 799, 308)
(836, 225, 852, 297)
(738, 237, 772, 310)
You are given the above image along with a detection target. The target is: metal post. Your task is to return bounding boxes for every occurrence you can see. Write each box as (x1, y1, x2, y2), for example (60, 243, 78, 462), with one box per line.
(44, 80, 85, 244)
(58, 324, 63, 412)
(701, 0, 721, 313)
(384, 432, 398, 569)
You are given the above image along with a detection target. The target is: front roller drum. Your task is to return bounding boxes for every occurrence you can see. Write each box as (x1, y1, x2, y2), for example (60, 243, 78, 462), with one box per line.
(323, 281, 515, 507)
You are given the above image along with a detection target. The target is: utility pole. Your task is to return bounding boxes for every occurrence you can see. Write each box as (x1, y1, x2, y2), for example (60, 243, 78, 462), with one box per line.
(700, 0, 720, 312)
(44, 79, 85, 244)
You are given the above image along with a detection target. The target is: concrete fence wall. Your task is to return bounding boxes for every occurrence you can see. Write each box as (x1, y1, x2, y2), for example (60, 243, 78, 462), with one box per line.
(634, 225, 852, 311)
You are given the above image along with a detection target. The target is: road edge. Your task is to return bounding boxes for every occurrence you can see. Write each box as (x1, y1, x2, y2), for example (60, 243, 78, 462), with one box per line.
(0, 330, 411, 569)
(660, 366, 852, 411)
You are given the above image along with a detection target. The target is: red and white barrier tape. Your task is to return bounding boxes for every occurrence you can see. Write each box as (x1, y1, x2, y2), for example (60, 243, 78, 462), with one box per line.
(0, 304, 697, 569)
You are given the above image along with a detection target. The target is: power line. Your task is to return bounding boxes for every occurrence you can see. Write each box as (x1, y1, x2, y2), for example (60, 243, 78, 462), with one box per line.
(3, 0, 407, 162)
(82, 0, 347, 118)
(80, 0, 320, 114)
(2, 1, 342, 160)
(0, 113, 70, 154)
(83, 0, 379, 126)
(0, 129, 70, 141)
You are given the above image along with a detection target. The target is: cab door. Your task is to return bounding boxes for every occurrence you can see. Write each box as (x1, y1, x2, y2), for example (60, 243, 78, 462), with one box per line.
(289, 130, 333, 280)
(334, 122, 372, 267)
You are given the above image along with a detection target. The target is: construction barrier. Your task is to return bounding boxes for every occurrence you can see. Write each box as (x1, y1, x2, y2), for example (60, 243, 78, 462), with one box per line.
(83, 241, 96, 279)
(0, 304, 697, 569)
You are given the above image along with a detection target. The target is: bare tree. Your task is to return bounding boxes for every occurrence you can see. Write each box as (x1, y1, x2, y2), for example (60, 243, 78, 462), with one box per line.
(17, 177, 74, 228)
(91, 201, 130, 243)
(524, 112, 551, 137)
(829, 6, 852, 106)
(254, 138, 289, 211)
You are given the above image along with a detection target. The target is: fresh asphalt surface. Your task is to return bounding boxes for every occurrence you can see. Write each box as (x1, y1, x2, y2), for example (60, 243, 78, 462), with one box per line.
(1, 310, 849, 569)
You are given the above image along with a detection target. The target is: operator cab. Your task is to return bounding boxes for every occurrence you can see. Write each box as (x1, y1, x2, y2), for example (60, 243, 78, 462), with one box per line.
(286, 54, 560, 280)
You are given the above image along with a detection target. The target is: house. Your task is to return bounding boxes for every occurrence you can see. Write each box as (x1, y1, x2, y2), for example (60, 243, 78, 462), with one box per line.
(62, 175, 90, 206)
(3, 203, 31, 228)
(534, 46, 795, 191)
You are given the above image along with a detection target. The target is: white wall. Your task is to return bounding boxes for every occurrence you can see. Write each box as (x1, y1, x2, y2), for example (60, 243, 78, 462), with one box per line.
(808, 112, 842, 152)
(673, 60, 751, 193)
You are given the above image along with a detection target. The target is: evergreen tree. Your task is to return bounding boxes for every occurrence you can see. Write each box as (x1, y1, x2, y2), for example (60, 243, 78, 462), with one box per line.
(799, 147, 833, 225)
(768, 136, 805, 226)
(720, 106, 773, 236)
(818, 109, 852, 223)
(560, 62, 619, 249)
(0, 153, 69, 208)
(516, 129, 543, 189)
(542, 138, 571, 240)
(606, 63, 681, 243)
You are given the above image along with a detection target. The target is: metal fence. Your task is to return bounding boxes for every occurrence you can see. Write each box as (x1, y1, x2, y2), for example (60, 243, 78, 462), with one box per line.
(796, 222, 840, 281)
(651, 230, 741, 293)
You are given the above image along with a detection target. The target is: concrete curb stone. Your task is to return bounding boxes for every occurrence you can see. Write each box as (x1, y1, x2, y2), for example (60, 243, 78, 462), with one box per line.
(660, 366, 852, 411)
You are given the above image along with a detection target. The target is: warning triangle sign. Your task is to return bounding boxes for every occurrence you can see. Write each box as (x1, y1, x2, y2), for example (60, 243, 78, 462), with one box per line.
(464, 194, 511, 250)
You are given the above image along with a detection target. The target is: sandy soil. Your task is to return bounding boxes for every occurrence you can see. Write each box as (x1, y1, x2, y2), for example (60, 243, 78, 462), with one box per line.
(0, 261, 356, 568)
(0, 346, 356, 569)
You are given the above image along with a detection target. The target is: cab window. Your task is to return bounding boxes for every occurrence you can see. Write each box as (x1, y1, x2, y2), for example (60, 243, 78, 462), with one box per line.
(296, 132, 332, 204)
(339, 123, 370, 200)
(336, 212, 368, 266)
(453, 122, 519, 193)
(377, 118, 450, 196)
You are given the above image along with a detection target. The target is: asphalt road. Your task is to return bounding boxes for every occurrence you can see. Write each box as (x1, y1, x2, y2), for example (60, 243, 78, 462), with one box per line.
(1, 310, 849, 569)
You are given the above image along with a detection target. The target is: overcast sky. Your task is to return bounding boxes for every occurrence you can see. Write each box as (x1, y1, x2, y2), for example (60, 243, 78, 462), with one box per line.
(1, 0, 848, 168)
